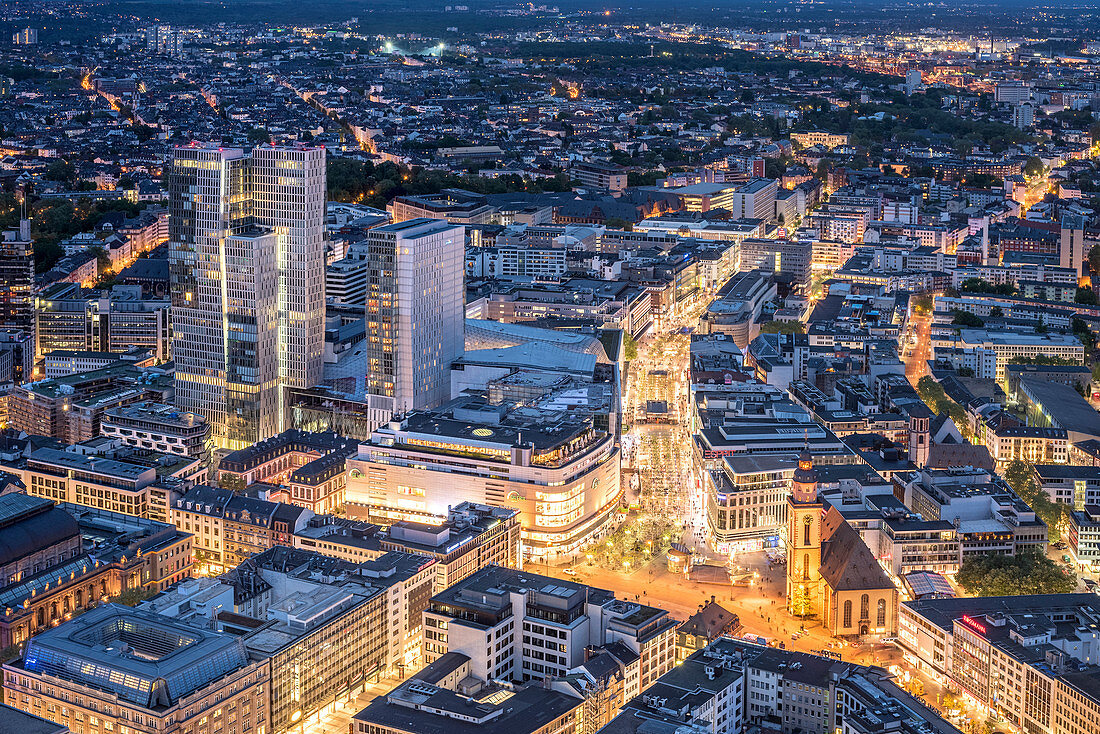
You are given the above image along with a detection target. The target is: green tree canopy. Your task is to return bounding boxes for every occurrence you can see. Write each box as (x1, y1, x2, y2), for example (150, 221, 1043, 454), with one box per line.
(759, 320, 805, 335)
(956, 550, 1075, 596)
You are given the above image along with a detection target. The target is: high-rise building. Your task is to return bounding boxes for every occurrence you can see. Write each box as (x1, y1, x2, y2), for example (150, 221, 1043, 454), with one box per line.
(364, 218, 464, 424)
(12, 27, 37, 45)
(169, 143, 326, 449)
(0, 219, 34, 381)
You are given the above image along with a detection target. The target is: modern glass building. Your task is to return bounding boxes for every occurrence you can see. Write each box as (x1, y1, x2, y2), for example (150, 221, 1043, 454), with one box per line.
(169, 143, 326, 450)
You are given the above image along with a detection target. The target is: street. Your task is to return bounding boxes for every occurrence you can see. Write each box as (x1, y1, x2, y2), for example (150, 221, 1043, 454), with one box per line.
(903, 311, 932, 385)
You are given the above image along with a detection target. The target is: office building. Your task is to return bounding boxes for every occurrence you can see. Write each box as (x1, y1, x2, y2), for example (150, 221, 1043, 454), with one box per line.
(41, 348, 156, 378)
(5, 362, 174, 443)
(601, 637, 958, 734)
(294, 502, 522, 591)
(740, 238, 812, 290)
(216, 429, 357, 514)
(100, 402, 211, 461)
(790, 131, 849, 149)
(899, 594, 1100, 734)
(7, 444, 207, 521)
(0, 220, 34, 380)
(3, 605, 269, 734)
(353, 662, 583, 734)
(35, 283, 172, 362)
(363, 218, 464, 424)
(423, 566, 677, 691)
(731, 178, 779, 221)
(387, 189, 495, 225)
(154, 545, 424, 731)
(345, 396, 622, 558)
(931, 329, 1084, 381)
(169, 144, 326, 450)
(326, 243, 371, 306)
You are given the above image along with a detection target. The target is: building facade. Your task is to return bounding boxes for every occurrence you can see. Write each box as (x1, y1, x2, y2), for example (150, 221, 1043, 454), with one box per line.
(169, 144, 326, 450)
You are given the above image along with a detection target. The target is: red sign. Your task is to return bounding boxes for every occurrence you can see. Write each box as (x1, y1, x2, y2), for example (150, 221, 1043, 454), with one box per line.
(960, 615, 986, 634)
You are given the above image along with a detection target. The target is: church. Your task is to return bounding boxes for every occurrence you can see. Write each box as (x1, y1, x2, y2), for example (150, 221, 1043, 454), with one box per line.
(784, 451, 898, 637)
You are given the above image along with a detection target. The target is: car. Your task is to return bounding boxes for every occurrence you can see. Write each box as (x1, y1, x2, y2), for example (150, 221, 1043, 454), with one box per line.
(1063, 555, 1073, 564)
(562, 568, 577, 576)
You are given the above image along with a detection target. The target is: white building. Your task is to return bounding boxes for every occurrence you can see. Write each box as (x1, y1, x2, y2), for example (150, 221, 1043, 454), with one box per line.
(344, 396, 622, 558)
(423, 566, 677, 691)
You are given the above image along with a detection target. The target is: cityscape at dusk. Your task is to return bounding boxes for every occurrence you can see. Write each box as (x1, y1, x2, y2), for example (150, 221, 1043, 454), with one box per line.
(4, 2, 1100, 734)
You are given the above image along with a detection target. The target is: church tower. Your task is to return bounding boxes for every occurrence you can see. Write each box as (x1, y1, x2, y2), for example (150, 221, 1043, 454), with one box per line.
(786, 450, 823, 619)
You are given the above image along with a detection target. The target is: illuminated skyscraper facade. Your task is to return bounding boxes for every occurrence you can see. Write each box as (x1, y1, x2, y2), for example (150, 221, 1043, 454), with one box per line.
(169, 143, 325, 449)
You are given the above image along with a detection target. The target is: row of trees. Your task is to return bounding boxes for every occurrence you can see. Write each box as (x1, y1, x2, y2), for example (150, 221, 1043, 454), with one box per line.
(326, 158, 571, 208)
(1003, 459, 1071, 544)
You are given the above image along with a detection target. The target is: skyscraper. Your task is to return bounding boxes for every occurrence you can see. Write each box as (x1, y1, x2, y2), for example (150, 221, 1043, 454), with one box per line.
(364, 218, 464, 425)
(169, 143, 325, 449)
(0, 219, 34, 382)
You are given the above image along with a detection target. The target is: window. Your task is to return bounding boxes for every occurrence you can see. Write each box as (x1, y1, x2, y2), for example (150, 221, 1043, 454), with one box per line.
(843, 600, 852, 628)
(877, 598, 886, 627)
(860, 594, 869, 620)
(803, 515, 812, 546)
(802, 553, 809, 581)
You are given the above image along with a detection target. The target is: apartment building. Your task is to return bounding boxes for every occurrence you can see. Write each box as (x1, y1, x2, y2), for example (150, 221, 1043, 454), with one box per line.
(570, 160, 628, 192)
(602, 637, 958, 734)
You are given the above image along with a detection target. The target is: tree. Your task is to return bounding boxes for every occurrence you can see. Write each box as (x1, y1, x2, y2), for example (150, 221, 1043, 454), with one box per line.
(108, 586, 157, 606)
(960, 277, 1016, 296)
(623, 333, 638, 361)
(1077, 287, 1099, 306)
(950, 309, 984, 327)
(1088, 245, 1100, 277)
(1003, 459, 1069, 541)
(219, 473, 245, 492)
(1024, 156, 1045, 178)
(911, 294, 933, 316)
(955, 550, 1075, 596)
(759, 320, 805, 335)
(44, 160, 75, 183)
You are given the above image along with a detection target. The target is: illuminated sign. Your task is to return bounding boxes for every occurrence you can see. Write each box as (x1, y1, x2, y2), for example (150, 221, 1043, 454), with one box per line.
(960, 615, 987, 634)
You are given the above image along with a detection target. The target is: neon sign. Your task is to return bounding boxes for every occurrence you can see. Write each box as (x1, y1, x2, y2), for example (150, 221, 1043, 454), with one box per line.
(960, 615, 987, 634)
